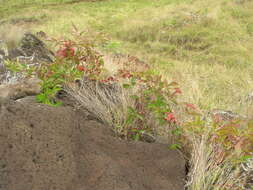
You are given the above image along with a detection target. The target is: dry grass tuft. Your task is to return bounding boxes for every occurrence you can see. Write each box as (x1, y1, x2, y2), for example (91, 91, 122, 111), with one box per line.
(186, 130, 251, 190)
(66, 77, 135, 135)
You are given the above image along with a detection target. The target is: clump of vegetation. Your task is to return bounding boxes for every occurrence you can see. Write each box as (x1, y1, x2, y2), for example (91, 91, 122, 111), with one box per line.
(184, 118, 253, 190)
(5, 29, 253, 189)
(2, 1, 253, 189)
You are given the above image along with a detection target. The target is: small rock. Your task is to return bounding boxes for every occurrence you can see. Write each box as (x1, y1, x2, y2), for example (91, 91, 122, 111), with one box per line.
(0, 78, 41, 100)
(0, 32, 54, 85)
(18, 33, 54, 63)
(140, 132, 156, 143)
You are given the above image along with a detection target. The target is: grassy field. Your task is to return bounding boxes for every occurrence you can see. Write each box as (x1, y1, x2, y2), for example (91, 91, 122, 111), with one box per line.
(1, 0, 253, 114)
(3, 0, 253, 115)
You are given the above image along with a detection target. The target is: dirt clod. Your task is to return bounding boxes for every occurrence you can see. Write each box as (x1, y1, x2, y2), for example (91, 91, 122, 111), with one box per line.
(0, 99, 185, 190)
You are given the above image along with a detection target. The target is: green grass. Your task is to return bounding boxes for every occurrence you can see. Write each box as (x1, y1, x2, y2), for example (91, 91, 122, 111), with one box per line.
(1, 0, 253, 113)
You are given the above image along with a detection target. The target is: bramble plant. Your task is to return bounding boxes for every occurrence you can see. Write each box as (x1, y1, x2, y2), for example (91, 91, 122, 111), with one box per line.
(5, 30, 253, 189)
(5, 31, 253, 154)
(5, 30, 185, 141)
(5, 31, 105, 105)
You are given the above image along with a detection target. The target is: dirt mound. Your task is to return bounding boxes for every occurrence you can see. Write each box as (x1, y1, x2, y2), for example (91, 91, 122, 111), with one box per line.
(0, 98, 185, 190)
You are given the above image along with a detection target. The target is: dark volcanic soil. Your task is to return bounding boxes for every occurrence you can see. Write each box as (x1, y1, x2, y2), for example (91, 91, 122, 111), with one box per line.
(0, 97, 185, 190)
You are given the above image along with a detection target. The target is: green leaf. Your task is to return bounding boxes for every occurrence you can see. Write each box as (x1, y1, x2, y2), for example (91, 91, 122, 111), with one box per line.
(51, 101, 63, 107)
(238, 155, 252, 163)
(127, 107, 135, 114)
(126, 115, 135, 125)
(130, 95, 139, 100)
(130, 78, 136, 86)
(36, 93, 47, 103)
(123, 83, 131, 89)
(169, 144, 181, 150)
(133, 133, 140, 141)
(172, 128, 182, 136)
(136, 113, 144, 121)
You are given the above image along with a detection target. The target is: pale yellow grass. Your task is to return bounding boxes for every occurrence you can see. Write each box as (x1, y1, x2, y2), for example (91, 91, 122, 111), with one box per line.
(66, 78, 136, 137)
(116, 0, 253, 115)
(186, 130, 249, 190)
(161, 60, 253, 113)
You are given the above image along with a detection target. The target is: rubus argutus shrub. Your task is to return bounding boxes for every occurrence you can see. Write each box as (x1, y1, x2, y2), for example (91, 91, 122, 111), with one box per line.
(5, 30, 185, 144)
(5, 30, 252, 183)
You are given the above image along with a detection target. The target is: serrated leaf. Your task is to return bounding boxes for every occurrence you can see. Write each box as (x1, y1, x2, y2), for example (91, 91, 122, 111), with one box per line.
(123, 83, 131, 89)
(169, 144, 181, 150)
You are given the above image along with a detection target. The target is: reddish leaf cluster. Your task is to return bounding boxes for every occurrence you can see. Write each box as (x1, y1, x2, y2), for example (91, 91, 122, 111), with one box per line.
(172, 88, 182, 96)
(101, 76, 117, 83)
(56, 41, 75, 58)
(118, 69, 133, 79)
(164, 112, 177, 123)
(77, 65, 86, 72)
(185, 103, 196, 110)
(46, 71, 53, 77)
